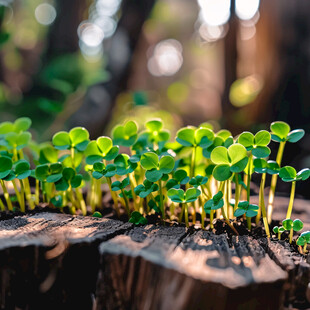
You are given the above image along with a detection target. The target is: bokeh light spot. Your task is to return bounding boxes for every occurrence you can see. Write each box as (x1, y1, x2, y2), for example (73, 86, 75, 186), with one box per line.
(35, 3, 57, 26)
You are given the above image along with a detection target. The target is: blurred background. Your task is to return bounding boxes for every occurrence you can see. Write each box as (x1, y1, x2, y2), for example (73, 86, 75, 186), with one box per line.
(0, 0, 309, 196)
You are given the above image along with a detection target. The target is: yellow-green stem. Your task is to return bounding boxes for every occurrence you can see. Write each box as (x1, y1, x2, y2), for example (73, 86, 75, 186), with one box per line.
(75, 188, 87, 215)
(12, 180, 23, 209)
(289, 227, 293, 244)
(158, 180, 165, 221)
(210, 210, 214, 229)
(190, 146, 196, 178)
(234, 174, 240, 212)
(258, 173, 270, 238)
(267, 141, 286, 223)
(0, 180, 13, 211)
(179, 203, 185, 223)
(286, 181, 296, 219)
(128, 173, 138, 211)
(121, 188, 130, 216)
(184, 203, 189, 227)
(221, 205, 239, 235)
(35, 179, 40, 205)
(304, 243, 307, 253)
(20, 181, 25, 212)
(23, 178, 35, 210)
(0, 199, 5, 211)
(106, 177, 120, 216)
(90, 179, 96, 212)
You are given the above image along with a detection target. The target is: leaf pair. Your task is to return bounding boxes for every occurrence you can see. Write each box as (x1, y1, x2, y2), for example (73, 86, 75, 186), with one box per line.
(4, 160, 31, 181)
(296, 231, 310, 246)
(234, 201, 259, 218)
(204, 191, 224, 213)
(167, 187, 201, 204)
(111, 177, 130, 191)
(134, 180, 159, 198)
(279, 166, 310, 182)
(210, 144, 248, 181)
(238, 130, 271, 158)
(282, 218, 303, 231)
(53, 127, 89, 151)
(270, 121, 305, 143)
(129, 211, 148, 225)
(189, 175, 208, 187)
(35, 163, 63, 183)
(0, 156, 13, 179)
(85, 136, 119, 165)
(143, 119, 170, 144)
(253, 158, 280, 175)
(114, 154, 137, 175)
(0, 131, 32, 151)
(0, 117, 31, 135)
(140, 152, 174, 182)
(176, 126, 214, 148)
(92, 162, 116, 179)
(165, 169, 189, 190)
(112, 120, 138, 147)
(55, 168, 83, 191)
(203, 130, 233, 159)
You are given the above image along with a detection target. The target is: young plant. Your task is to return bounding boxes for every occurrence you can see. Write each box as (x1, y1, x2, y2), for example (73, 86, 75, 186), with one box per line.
(0, 155, 13, 211)
(140, 152, 174, 220)
(267, 121, 305, 223)
(273, 226, 285, 240)
(143, 119, 170, 150)
(234, 201, 259, 219)
(112, 120, 138, 148)
(176, 126, 214, 177)
(167, 187, 201, 227)
(279, 166, 310, 219)
(282, 218, 303, 244)
(111, 177, 130, 215)
(166, 169, 189, 190)
(129, 211, 148, 225)
(296, 231, 310, 253)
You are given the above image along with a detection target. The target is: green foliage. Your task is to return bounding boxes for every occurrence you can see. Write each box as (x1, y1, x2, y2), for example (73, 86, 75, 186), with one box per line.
(111, 177, 130, 191)
(279, 166, 310, 182)
(0, 156, 13, 179)
(189, 175, 208, 187)
(282, 218, 303, 231)
(253, 158, 280, 174)
(270, 121, 305, 143)
(273, 226, 285, 234)
(211, 144, 248, 181)
(234, 201, 259, 217)
(92, 211, 103, 218)
(166, 169, 189, 189)
(204, 191, 224, 213)
(112, 120, 138, 147)
(134, 180, 158, 198)
(203, 130, 233, 159)
(297, 231, 310, 246)
(55, 167, 83, 191)
(167, 187, 201, 203)
(129, 211, 148, 225)
(176, 126, 214, 148)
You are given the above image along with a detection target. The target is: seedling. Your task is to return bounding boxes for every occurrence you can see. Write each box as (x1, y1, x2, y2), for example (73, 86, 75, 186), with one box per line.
(111, 177, 130, 215)
(282, 218, 303, 244)
(234, 201, 259, 218)
(166, 169, 189, 190)
(0, 155, 13, 211)
(134, 180, 159, 198)
(296, 231, 310, 253)
(176, 126, 214, 177)
(143, 119, 170, 149)
(273, 226, 285, 240)
(267, 121, 305, 223)
(112, 120, 138, 147)
(167, 187, 201, 227)
(129, 211, 148, 225)
(279, 166, 310, 219)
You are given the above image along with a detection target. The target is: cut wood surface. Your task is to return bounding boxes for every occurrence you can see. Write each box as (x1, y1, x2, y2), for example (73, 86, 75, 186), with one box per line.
(0, 196, 309, 310)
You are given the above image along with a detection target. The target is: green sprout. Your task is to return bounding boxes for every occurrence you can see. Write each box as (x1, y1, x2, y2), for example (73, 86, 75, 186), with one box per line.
(140, 152, 174, 220)
(166, 169, 189, 190)
(282, 218, 303, 244)
(111, 177, 130, 215)
(134, 180, 159, 198)
(129, 211, 148, 225)
(0, 156, 13, 211)
(296, 231, 310, 253)
(267, 121, 305, 223)
(279, 166, 310, 219)
(273, 226, 285, 240)
(253, 158, 280, 238)
(143, 119, 170, 149)
(176, 126, 214, 177)
(167, 187, 201, 227)
(234, 201, 259, 218)
(112, 120, 138, 147)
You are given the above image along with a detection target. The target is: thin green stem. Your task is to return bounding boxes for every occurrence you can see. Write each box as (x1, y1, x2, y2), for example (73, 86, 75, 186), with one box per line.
(289, 227, 293, 244)
(121, 188, 130, 216)
(233, 174, 240, 212)
(12, 179, 23, 210)
(0, 198, 5, 211)
(23, 178, 35, 210)
(190, 146, 196, 178)
(71, 147, 75, 169)
(106, 177, 120, 216)
(90, 178, 96, 213)
(267, 141, 286, 223)
(179, 203, 185, 223)
(158, 180, 165, 221)
(184, 203, 189, 227)
(221, 205, 239, 235)
(246, 154, 252, 202)
(35, 179, 40, 205)
(0, 180, 13, 211)
(20, 180, 25, 212)
(258, 173, 270, 238)
(286, 181, 296, 219)
(75, 188, 87, 216)
(128, 173, 138, 211)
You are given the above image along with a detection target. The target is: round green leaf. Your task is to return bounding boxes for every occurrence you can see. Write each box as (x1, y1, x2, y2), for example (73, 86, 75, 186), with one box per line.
(46, 173, 63, 183)
(293, 219, 303, 232)
(0, 156, 12, 173)
(246, 209, 258, 217)
(266, 160, 280, 175)
(159, 156, 175, 174)
(273, 226, 279, 234)
(195, 128, 214, 148)
(35, 164, 49, 181)
(69, 127, 89, 146)
(296, 236, 306, 246)
(297, 168, 310, 181)
(93, 211, 103, 218)
(282, 218, 293, 230)
(71, 174, 83, 188)
(62, 167, 75, 181)
(167, 188, 184, 203)
(253, 158, 267, 173)
(185, 188, 201, 203)
(211, 146, 229, 165)
(52, 131, 71, 150)
(254, 130, 271, 146)
(97, 136, 112, 154)
(55, 178, 69, 191)
(145, 119, 163, 132)
(287, 129, 305, 143)
(212, 164, 232, 181)
(252, 146, 271, 158)
(124, 120, 138, 135)
(16, 132, 32, 150)
(14, 117, 31, 133)
(228, 144, 247, 165)
(270, 121, 290, 140)
(140, 152, 159, 170)
(279, 166, 296, 182)
(176, 127, 196, 147)
(0, 121, 14, 134)
(238, 132, 254, 149)
(145, 169, 162, 182)
(301, 231, 310, 242)
(234, 209, 246, 217)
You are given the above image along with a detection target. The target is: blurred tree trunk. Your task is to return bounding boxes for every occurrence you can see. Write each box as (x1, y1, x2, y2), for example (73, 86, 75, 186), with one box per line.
(68, 0, 156, 138)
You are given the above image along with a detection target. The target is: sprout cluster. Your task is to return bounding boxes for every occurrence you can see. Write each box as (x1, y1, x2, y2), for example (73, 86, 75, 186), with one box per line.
(0, 118, 308, 242)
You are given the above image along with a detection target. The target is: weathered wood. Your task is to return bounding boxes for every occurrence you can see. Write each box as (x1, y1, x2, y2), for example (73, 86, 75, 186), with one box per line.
(0, 213, 132, 310)
(97, 226, 287, 310)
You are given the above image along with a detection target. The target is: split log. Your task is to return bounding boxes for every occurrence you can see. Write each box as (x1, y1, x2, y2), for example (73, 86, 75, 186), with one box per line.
(97, 226, 287, 310)
(0, 213, 132, 310)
